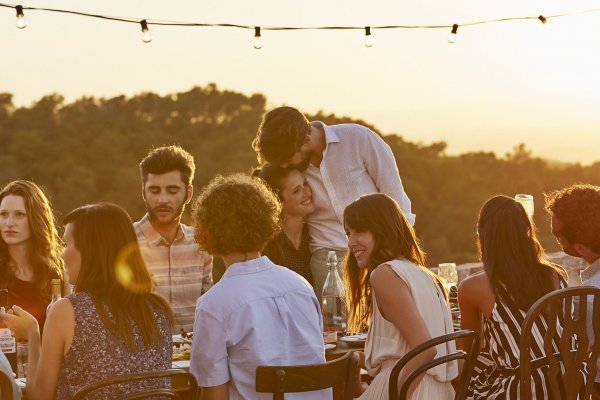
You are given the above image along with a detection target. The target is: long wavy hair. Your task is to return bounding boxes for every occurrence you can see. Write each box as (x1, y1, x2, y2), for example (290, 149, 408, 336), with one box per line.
(478, 195, 566, 310)
(343, 193, 442, 334)
(0, 180, 63, 298)
(64, 203, 173, 350)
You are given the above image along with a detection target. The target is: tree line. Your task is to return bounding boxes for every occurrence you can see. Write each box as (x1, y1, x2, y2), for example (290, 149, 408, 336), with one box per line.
(1, 84, 599, 267)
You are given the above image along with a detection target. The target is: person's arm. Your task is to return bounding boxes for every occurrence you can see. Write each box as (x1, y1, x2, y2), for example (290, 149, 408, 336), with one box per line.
(369, 264, 434, 395)
(360, 128, 415, 225)
(1, 299, 72, 400)
(457, 273, 488, 354)
(200, 383, 228, 400)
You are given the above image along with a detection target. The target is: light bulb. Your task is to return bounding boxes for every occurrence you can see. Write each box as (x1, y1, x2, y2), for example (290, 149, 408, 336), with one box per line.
(140, 19, 152, 43)
(448, 24, 459, 44)
(253, 27, 263, 49)
(364, 27, 373, 48)
(15, 5, 26, 29)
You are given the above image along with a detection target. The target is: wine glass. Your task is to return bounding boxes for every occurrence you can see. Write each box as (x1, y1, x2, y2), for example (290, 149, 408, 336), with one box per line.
(515, 194, 534, 217)
(438, 263, 458, 293)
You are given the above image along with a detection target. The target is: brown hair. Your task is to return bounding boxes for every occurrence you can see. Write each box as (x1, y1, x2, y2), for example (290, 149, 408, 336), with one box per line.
(342, 193, 439, 334)
(139, 145, 195, 186)
(0, 180, 63, 298)
(192, 174, 281, 255)
(253, 164, 296, 201)
(478, 195, 566, 310)
(252, 107, 309, 164)
(63, 203, 173, 350)
(545, 184, 600, 253)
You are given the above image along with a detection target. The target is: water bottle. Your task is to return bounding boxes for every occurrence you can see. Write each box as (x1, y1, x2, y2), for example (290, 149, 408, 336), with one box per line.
(0, 289, 17, 373)
(321, 251, 346, 343)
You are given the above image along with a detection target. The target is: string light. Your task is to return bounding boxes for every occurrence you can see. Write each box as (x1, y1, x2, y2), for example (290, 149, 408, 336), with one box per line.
(15, 4, 26, 29)
(448, 24, 458, 44)
(2, 3, 600, 45)
(364, 26, 373, 47)
(140, 19, 152, 43)
(253, 26, 263, 49)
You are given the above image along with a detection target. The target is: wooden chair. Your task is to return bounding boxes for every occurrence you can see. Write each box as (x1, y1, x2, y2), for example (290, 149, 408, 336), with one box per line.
(389, 329, 481, 400)
(0, 370, 14, 400)
(71, 368, 198, 400)
(255, 351, 359, 400)
(519, 286, 600, 400)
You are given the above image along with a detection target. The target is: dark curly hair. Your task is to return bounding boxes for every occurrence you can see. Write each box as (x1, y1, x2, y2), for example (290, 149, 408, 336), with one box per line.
(545, 184, 600, 253)
(192, 174, 281, 255)
(139, 145, 195, 187)
(252, 106, 309, 165)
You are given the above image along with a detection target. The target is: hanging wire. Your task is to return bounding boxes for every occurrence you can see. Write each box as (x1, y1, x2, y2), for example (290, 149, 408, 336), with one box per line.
(1, 2, 600, 31)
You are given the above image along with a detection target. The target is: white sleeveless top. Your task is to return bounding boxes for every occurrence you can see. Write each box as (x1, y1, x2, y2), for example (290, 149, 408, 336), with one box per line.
(364, 259, 458, 382)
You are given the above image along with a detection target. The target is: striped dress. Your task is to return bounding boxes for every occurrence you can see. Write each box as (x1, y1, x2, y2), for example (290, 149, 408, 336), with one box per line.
(467, 280, 586, 399)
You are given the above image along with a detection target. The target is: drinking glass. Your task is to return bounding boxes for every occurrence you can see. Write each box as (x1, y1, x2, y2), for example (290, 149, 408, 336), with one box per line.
(17, 341, 27, 378)
(438, 263, 458, 292)
(515, 194, 534, 217)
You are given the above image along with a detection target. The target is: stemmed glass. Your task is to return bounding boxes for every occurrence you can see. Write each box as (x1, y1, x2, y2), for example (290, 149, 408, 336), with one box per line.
(438, 263, 458, 293)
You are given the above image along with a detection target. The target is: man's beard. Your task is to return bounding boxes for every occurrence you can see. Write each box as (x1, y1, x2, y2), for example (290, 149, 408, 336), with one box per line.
(146, 200, 186, 225)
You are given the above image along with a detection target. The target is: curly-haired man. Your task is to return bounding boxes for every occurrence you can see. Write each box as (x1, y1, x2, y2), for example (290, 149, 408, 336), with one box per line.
(189, 174, 328, 400)
(545, 183, 600, 390)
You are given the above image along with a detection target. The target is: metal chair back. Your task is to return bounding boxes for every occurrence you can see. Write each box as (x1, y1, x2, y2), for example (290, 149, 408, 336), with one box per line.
(389, 329, 480, 400)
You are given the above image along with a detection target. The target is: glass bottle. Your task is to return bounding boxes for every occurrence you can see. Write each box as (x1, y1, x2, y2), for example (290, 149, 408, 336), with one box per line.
(46, 278, 62, 315)
(0, 289, 17, 373)
(321, 251, 346, 343)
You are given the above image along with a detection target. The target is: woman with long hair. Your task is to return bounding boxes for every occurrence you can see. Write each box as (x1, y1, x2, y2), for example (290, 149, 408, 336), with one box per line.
(343, 193, 456, 399)
(458, 195, 572, 399)
(0, 180, 63, 329)
(0, 203, 173, 400)
(255, 164, 315, 285)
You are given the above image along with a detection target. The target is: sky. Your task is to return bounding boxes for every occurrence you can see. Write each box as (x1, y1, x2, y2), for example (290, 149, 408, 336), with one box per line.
(2, 0, 600, 164)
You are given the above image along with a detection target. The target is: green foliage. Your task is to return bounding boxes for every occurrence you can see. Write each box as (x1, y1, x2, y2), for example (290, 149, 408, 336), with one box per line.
(1, 84, 598, 267)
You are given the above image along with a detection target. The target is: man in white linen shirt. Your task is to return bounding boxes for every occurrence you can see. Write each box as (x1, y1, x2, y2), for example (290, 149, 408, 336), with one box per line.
(190, 174, 328, 400)
(545, 183, 600, 392)
(253, 106, 415, 301)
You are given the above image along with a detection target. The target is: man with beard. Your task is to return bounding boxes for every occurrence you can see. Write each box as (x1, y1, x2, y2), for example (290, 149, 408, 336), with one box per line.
(134, 145, 212, 332)
(252, 106, 414, 301)
(545, 183, 600, 392)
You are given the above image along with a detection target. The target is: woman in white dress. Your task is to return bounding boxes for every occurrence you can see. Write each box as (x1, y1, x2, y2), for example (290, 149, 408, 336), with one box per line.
(343, 193, 457, 399)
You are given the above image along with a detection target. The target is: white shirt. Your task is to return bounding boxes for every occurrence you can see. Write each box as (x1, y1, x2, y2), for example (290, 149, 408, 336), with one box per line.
(580, 258, 600, 382)
(190, 256, 329, 400)
(305, 122, 415, 251)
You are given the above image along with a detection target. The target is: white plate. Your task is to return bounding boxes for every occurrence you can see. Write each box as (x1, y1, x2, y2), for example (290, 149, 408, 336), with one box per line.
(339, 333, 367, 343)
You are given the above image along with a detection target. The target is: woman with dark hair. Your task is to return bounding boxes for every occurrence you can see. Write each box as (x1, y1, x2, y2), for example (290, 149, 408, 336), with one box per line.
(255, 164, 315, 285)
(458, 195, 572, 399)
(343, 193, 456, 399)
(0, 203, 173, 400)
(0, 180, 64, 329)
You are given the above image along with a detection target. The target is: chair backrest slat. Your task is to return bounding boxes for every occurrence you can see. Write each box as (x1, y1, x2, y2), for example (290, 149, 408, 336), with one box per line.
(71, 368, 197, 400)
(519, 286, 600, 400)
(255, 351, 359, 400)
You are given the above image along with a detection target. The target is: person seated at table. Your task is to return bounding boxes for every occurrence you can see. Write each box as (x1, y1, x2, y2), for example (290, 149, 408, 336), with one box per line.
(190, 173, 327, 400)
(255, 164, 315, 286)
(0, 180, 65, 331)
(0, 203, 173, 400)
(458, 195, 578, 399)
(343, 193, 456, 399)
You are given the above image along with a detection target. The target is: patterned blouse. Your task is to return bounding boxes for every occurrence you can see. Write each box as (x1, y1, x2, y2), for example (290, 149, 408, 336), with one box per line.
(55, 292, 172, 399)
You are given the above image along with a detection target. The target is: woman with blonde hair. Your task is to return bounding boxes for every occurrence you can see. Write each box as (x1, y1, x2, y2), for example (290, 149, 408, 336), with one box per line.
(1, 203, 173, 400)
(0, 180, 63, 329)
(343, 193, 456, 399)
